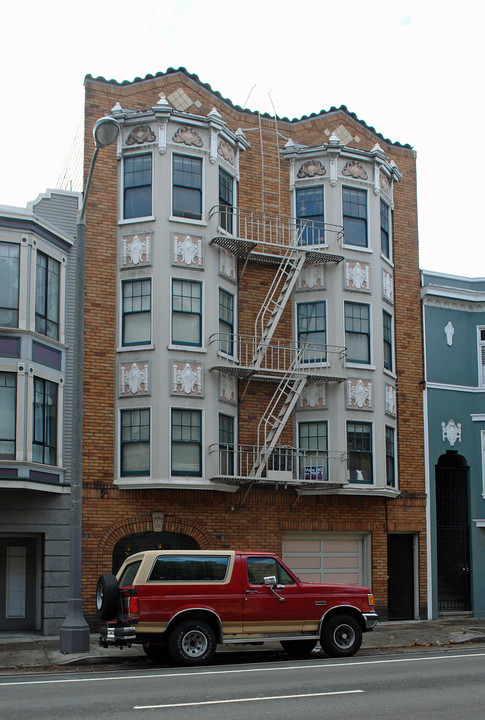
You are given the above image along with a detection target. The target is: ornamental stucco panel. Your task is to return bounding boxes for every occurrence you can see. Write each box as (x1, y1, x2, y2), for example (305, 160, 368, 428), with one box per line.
(219, 248, 237, 282)
(385, 384, 397, 417)
(382, 269, 394, 304)
(298, 381, 327, 409)
(172, 233, 204, 268)
(345, 260, 370, 292)
(442, 419, 462, 446)
(171, 361, 203, 397)
(347, 378, 373, 410)
(121, 233, 152, 268)
(219, 373, 237, 405)
(119, 361, 151, 396)
(296, 264, 326, 291)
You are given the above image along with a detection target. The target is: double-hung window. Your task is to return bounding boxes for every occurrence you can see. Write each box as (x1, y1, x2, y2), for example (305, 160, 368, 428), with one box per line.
(219, 288, 234, 356)
(381, 199, 391, 259)
(171, 408, 202, 476)
(343, 187, 367, 247)
(122, 279, 151, 346)
(0, 242, 20, 328)
(124, 154, 152, 219)
(219, 413, 234, 476)
(297, 301, 326, 362)
(120, 408, 150, 476)
(383, 310, 393, 371)
(0, 372, 16, 459)
(35, 251, 60, 340)
(296, 186, 325, 245)
(386, 426, 396, 487)
(347, 422, 372, 484)
(299, 421, 328, 481)
(173, 155, 202, 220)
(219, 169, 234, 233)
(33, 377, 57, 466)
(345, 302, 370, 364)
(172, 279, 202, 346)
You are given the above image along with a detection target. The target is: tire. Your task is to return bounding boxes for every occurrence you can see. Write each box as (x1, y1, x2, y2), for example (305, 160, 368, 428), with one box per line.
(168, 620, 217, 666)
(321, 614, 362, 657)
(96, 574, 120, 621)
(143, 642, 168, 662)
(280, 639, 317, 655)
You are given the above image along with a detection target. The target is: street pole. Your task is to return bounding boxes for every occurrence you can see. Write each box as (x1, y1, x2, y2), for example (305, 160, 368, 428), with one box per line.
(59, 118, 120, 653)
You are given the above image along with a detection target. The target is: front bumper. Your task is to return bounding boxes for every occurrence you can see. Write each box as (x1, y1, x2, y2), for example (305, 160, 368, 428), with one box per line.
(363, 612, 379, 631)
(99, 625, 137, 647)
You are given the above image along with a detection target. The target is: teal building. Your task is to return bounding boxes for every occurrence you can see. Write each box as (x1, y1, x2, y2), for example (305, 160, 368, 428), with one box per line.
(422, 272, 485, 618)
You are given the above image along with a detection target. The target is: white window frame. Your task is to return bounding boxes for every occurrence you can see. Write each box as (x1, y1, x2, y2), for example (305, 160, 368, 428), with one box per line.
(118, 405, 152, 479)
(120, 151, 154, 224)
(170, 151, 206, 226)
(169, 405, 204, 478)
(119, 276, 153, 350)
(169, 277, 204, 351)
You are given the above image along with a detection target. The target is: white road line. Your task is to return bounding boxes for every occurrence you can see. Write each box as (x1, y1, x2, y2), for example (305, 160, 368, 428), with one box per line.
(134, 689, 364, 710)
(1, 651, 484, 687)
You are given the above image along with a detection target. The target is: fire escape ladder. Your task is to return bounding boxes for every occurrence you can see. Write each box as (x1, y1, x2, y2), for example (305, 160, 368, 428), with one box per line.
(249, 352, 308, 479)
(251, 248, 306, 369)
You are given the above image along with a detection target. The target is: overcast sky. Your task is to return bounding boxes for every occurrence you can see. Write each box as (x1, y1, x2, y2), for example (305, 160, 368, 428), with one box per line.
(1, 0, 483, 277)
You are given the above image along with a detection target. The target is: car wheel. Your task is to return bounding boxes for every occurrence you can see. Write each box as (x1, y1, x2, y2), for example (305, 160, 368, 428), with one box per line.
(321, 614, 362, 657)
(143, 642, 168, 662)
(280, 640, 317, 655)
(96, 574, 120, 621)
(168, 620, 216, 666)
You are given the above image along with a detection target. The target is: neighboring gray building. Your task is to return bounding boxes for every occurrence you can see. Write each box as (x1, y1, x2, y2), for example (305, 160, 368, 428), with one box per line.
(422, 271, 485, 618)
(0, 189, 79, 634)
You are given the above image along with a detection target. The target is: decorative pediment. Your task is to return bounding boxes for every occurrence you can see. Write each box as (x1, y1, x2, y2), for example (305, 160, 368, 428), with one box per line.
(297, 159, 326, 178)
(342, 160, 368, 180)
(173, 126, 203, 147)
(126, 125, 156, 145)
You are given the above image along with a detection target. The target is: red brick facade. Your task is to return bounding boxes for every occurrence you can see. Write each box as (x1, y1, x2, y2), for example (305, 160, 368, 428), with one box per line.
(82, 69, 425, 625)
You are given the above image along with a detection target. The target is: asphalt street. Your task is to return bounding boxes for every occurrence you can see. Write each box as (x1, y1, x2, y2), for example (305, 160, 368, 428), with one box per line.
(0, 647, 485, 719)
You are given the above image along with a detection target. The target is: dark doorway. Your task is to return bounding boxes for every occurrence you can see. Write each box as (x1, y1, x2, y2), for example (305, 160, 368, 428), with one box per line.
(436, 451, 470, 612)
(112, 531, 199, 574)
(0, 537, 38, 630)
(387, 534, 415, 620)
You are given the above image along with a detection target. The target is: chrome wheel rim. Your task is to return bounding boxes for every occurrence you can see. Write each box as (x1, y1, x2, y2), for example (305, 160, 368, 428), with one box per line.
(333, 623, 355, 650)
(181, 630, 208, 657)
(96, 586, 103, 610)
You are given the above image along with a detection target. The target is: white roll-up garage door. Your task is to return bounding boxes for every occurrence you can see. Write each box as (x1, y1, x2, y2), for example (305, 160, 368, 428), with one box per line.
(283, 533, 371, 586)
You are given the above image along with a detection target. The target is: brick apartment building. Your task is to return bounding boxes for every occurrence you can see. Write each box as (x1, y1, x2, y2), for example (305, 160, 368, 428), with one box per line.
(81, 67, 425, 624)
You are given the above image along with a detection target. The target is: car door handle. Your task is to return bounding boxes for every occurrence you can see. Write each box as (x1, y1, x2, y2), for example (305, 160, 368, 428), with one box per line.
(245, 589, 259, 594)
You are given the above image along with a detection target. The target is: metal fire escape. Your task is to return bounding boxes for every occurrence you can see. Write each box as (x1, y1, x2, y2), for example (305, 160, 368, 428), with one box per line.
(209, 207, 345, 489)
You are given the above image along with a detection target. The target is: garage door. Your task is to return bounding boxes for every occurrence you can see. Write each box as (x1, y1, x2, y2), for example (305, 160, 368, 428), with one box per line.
(283, 534, 369, 586)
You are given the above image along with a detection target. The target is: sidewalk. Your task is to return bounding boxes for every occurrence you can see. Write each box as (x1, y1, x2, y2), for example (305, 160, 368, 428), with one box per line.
(1, 618, 485, 671)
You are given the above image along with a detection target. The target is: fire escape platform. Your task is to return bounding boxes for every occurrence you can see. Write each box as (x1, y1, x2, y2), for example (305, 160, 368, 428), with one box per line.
(210, 236, 343, 265)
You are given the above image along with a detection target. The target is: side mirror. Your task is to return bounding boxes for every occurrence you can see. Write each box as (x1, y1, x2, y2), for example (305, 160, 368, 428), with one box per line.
(263, 575, 277, 586)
